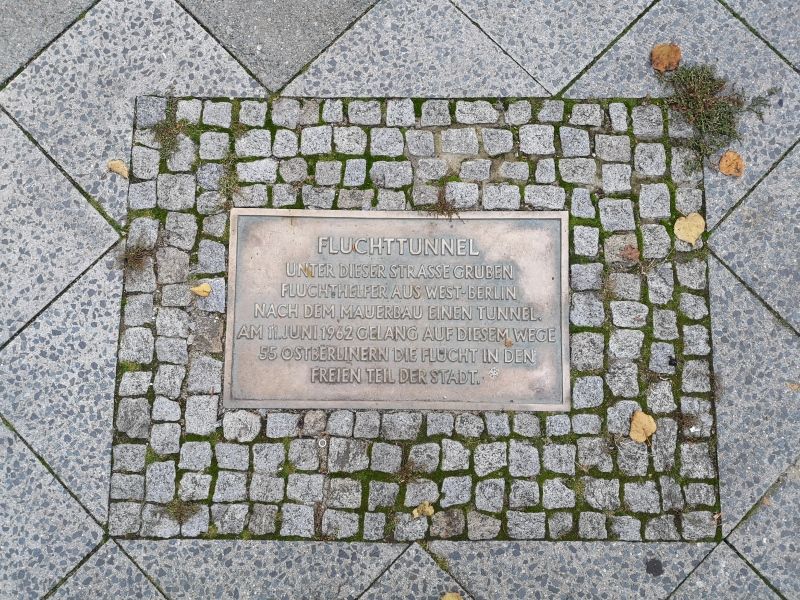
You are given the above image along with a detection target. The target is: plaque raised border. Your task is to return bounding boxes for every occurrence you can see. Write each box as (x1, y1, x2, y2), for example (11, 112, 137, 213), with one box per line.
(223, 209, 570, 411)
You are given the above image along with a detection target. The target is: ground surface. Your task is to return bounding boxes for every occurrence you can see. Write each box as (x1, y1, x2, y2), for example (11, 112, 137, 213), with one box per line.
(0, 0, 798, 598)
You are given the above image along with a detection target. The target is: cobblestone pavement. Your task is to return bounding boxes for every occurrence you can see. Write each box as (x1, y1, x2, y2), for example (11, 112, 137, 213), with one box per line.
(1, 0, 798, 598)
(113, 96, 717, 544)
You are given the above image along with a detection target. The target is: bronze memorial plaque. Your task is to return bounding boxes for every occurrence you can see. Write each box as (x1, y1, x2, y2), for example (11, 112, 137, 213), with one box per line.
(223, 209, 569, 411)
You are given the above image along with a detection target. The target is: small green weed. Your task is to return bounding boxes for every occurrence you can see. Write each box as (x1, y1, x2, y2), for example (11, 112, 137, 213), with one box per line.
(144, 447, 159, 466)
(662, 64, 774, 164)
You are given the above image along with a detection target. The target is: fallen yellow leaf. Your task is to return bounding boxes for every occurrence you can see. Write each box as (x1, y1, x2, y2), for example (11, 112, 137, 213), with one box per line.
(719, 150, 745, 177)
(107, 159, 129, 179)
(651, 43, 682, 73)
(412, 501, 435, 519)
(787, 382, 800, 392)
(191, 283, 212, 297)
(441, 594, 463, 600)
(674, 212, 705, 245)
(630, 411, 657, 443)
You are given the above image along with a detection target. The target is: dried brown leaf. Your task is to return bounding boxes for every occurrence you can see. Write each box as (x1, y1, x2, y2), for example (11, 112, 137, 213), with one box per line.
(651, 43, 682, 73)
(719, 150, 745, 177)
(107, 159, 129, 179)
(441, 594, 463, 600)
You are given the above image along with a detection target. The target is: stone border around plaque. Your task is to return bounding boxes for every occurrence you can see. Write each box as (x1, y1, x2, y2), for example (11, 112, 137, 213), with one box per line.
(110, 96, 719, 543)
(224, 209, 570, 411)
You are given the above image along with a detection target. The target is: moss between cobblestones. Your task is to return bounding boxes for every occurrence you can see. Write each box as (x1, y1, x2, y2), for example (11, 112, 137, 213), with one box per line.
(144, 447, 159, 467)
(128, 207, 169, 223)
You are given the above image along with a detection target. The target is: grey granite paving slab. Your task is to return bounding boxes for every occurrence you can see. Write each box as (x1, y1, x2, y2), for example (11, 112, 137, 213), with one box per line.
(176, 0, 376, 91)
(0, 110, 118, 346)
(120, 540, 406, 599)
(282, 0, 547, 97)
(429, 541, 714, 599)
(0, 0, 92, 84)
(0, 251, 122, 522)
(709, 255, 800, 534)
(725, 0, 800, 67)
(730, 460, 800, 599)
(0, 425, 102, 600)
(361, 543, 471, 600)
(51, 541, 165, 599)
(0, 0, 265, 224)
(671, 542, 778, 599)
(710, 145, 800, 331)
(452, 0, 650, 93)
(565, 0, 800, 228)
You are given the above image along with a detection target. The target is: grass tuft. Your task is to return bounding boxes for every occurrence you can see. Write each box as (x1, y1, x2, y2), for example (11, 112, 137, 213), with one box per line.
(152, 98, 188, 160)
(162, 498, 201, 525)
(119, 243, 152, 270)
(393, 459, 419, 485)
(662, 64, 774, 164)
(219, 150, 241, 201)
(231, 121, 249, 140)
(425, 188, 461, 221)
